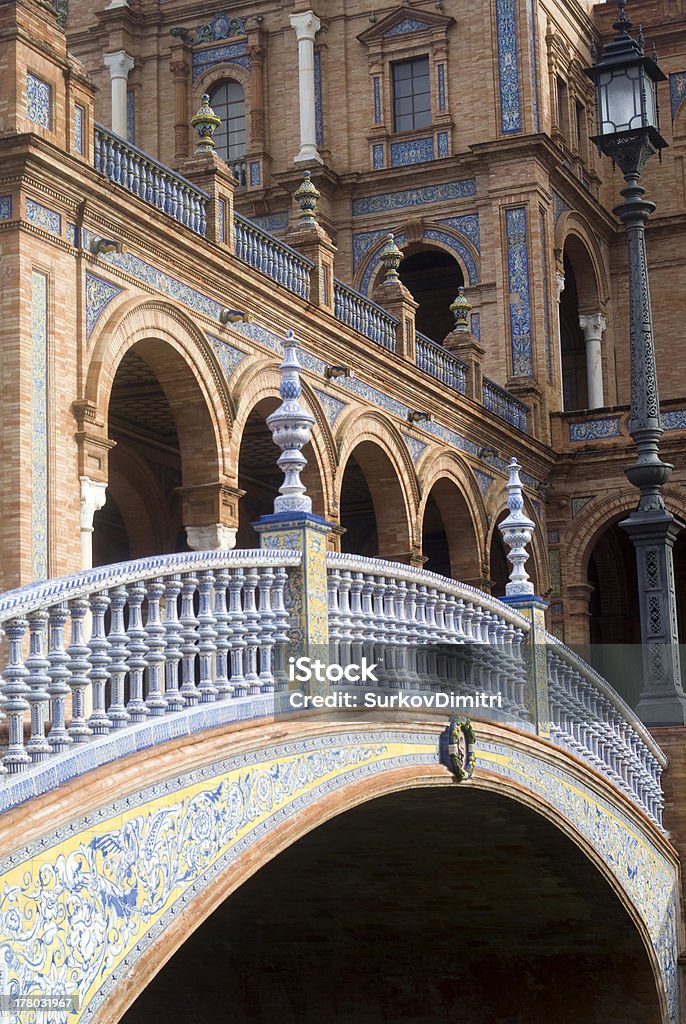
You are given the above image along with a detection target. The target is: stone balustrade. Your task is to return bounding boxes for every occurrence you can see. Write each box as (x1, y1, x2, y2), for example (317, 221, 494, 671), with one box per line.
(333, 281, 398, 352)
(234, 213, 313, 300)
(416, 332, 467, 395)
(482, 377, 529, 432)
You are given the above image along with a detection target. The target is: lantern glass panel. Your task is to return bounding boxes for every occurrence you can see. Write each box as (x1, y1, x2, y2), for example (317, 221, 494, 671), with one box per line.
(598, 65, 646, 133)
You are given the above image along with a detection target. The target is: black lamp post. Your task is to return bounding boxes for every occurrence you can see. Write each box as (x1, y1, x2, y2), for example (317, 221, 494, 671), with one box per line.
(585, 0, 686, 724)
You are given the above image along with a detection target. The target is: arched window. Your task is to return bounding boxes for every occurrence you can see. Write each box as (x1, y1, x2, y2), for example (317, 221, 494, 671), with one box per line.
(208, 79, 246, 180)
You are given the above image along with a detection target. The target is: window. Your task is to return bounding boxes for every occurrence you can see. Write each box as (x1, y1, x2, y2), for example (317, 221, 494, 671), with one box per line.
(575, 100, 586, 155)
(392, 58, 431, 133)
(556, 76, 568, 137)
(208, 80, 246, 162)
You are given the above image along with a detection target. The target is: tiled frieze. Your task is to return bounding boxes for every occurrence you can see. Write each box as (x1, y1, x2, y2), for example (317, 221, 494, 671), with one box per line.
(207, 333, 247, 379)
(85, 274, 123, 341)
(539, 210, 552, 382)
(470, 312, 481, 340)
(384, 17, 434, 35)
(31, 271, 48, 581)
(313, 389, 346, 426)
(473, 469, 494, 496)
(390, 136, 434, 167)
(352, 178, 476, 216)
(0, 196, 12, 219)
(553, 191, 570, 225)
(437, 64, 446, 112)
(247, 212, 288, 233)
(568, 416, 621, 442)
(505, 207, 533, 376)
(26, 73, 51, 129)
(191, 42, 250, 82)
(25, 198, 61, 236)
(402, 433, 428, 464)
(527, 0, 539, 131)
(438, 214, 480, 252)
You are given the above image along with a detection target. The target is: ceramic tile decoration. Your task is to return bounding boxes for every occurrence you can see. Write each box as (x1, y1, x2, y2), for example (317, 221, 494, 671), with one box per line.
(313, 389, 346, 426)
(207, 334, 247, 379)
(26, 73, 51, 129)
(495, 0, 521, 133)
(249, 160, 261, 186)
(402, 433, 428, 464)
(669, 72, 686, 120)
(384, 17, 433, 35)
(373, 77, 381, 124)
(126, 89, 135, 144)
(74, 104, 84, 155)
(85, 273, 123, 341)
(372, 144, 384, 169)
(217, 198, 226, 242)
(553, 191, 570, 224)
(568, 416, 621, 441)
(571, 495, 595, 517)
(662, 409, 686, 430)
(352, 229, 388, 272)
(540, 210, 552, 381)
(505, 207, 533, 376)
(438, 213, 480, 251)
(423, 228, 479, 284)
(314, 51, 323, 146)
(31, 271, 48, 581)
(470, 312, 481, 339)
(527, 0, 539, 131)
(473, 469, 494, 496)
(0, 196, 11, 219)
(191, 42, 250, 82)
(437, 64, 446, 112)
(25, 198, 61, 236)
(352, 178, 476, 216)
(247, 212, 288, 233)
(437, 131, 449, 158)
(390, 136, 434, 167)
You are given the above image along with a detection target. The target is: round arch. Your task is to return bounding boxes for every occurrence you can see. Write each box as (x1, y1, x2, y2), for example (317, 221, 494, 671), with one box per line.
(192, 63, 251, 111)
(356, 222, 480, 298)
(417, 452, 488, 582)
(555, 210, 610, 308)
(61, 721, 675, 1024)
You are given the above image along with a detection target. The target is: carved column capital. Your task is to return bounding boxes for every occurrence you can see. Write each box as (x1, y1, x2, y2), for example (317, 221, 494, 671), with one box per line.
(103, 50, 135, 80)
(578, 312, 607, 339)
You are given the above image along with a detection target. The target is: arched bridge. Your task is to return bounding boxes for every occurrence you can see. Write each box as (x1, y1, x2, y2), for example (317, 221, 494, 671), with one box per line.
(0, 547, 680, 1023)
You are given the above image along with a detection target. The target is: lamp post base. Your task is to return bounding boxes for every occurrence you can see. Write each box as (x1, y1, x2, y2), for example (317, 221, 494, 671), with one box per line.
(621, 507, 686, 725)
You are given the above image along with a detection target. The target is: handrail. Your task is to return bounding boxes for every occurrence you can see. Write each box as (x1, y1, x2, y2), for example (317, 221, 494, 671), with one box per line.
(93, 124, 209, 236)
(483, 376, 528, 431)
(415, 332, 467, 395)
(234, 213, 313, 300)
(333, 280, 398, 352)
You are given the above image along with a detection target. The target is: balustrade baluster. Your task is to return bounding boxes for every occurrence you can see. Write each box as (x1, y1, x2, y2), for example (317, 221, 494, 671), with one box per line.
(272, 566, 289, 692)
(242, 569, 261, 695)
(197, 570, 218, 703)
(67, 598, 93, 741)
(25, 610, 52, 761)
(2, 618, 30, 771)
(213, 570, 231, 697)
(125, 583, 149, 722)
(88, 592, 112, 735)
(106, 586, 131, 728)
(46, 602, 71, 752)
(179, 573, 200, 706)
(162, 575, 184, 711)
(257, 566, 275, 692)
(227, 568, 247, 696)
(144, 580, 167, 715)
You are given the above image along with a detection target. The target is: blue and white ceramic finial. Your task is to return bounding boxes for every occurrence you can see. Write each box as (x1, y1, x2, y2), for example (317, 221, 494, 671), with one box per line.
(498, 457, 536, 596)
(266, 330, 315, 514)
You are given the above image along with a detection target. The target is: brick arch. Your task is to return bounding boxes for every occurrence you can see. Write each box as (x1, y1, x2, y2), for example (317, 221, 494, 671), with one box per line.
(335, 408, 419, 554)
(229, 358, 336, 517)
(356, 222, 480, 296)
(192, 63, 251, 109)
(18, 721, 672, 1024)
(417, 452, 488, 582)
(85, 298, 232, 483)
(555, 210, 610, 310)
(486, 480, 548, 596)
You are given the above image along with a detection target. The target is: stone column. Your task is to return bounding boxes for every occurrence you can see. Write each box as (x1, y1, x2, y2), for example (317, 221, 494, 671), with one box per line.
(555, 270, 565, 394)
(80, 476, 107, 570)
(103, 50, 134, 138)
(170, 58, 190, 159)
(248, 41, 266, 148)
(186, 524, 236, 551)
(289, 11, 322, 164)
(578, 312, 606, 409)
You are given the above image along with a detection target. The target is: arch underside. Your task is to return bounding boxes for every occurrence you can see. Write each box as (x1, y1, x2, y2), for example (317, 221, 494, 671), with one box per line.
(0, 721, 677, 1024)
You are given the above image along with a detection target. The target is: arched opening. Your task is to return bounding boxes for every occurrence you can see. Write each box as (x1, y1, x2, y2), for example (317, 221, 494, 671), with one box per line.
(560, 252, 588, 410)
(237, 398, 324, 548)
(489, 514, 511, 598)
(93, 340, 222, 564)
(421, 478, 481, 583)
(208, 78, 246, 184)
(120, 787, 663, 1024)
(398, 246, 463, 342)
(339, 441, 411, 561)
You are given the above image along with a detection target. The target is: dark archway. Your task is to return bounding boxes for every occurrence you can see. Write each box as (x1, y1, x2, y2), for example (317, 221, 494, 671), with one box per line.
(398, 247, 464, 342)
(560, 252, 588, 411)
(237, 398, 324, 548)
(339, 441, 411, 561)
(120, 787, 662, 1024)
(421, 478, 481, 583)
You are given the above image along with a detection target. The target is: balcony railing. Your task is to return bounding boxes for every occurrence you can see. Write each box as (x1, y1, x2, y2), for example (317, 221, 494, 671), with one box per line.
(93, 125, 208, 236)
(483, 377, 528, 431)
(234, 213, 313, 301)
(334, 281, 398, 352)
(416, 332, 467, 395)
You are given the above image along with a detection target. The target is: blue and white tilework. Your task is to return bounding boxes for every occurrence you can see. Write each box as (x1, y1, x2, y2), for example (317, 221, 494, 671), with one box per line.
(352, 229, 389, 273)
(437, 131, 449, 158)
(373, 144, 384, 169)
(571, 495, 594, 517)
(207, 333, 247, 379)
(470, 312, 481, 340)
(0, 196, 11, 220)
(568, 416, 621, 442)
(247, 212, 289, 233)
(505, 207, 533, 376)
(384, 17, 433, 35)
(31, 271, 48, 581)
(126, 89, 135, 144)
(25, 198, 61, 236)
(314, 51, 324, 146)
(553, 191, 570, 225)
(527, 0, 539, 131)
(26, 73, 51, 129)
(423, 228, 479, 285)
(67, 223, 78, 246)
(479, 741, 680, 1024)
(663, 409, 686, 430)
(373, 77, 381, 124)
(352, 178, 476, 216)
(473, 469, 494, 496)
(539, 210, 552, 382)
(313, 389, 346, 426)
(192, 42, 250, 82)
(96, 246, 224, 320)
(437, 64, 446, 112)
(85, 273, 123, 341)
(217, 198, 226, 242)
(402, 433, 428, 464)
(438, 213, 480, 252)
(390, 136, 434, 167)
(249, 161, 261, 187)
(669, 72, 686, 121)
(495, 0, 521, 133)
(74, 104, 84, 155)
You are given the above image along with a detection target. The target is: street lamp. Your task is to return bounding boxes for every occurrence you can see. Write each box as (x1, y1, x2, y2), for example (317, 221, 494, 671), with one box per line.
(585, 0, 686, 723)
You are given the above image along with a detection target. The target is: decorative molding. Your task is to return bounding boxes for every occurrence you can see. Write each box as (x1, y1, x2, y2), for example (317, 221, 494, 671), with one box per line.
(505, 207, 533, 376)
(352, 178, 476, 216)
(85, 273, 123, 341)
(0, 196, 12, 220)
(568, 417, 621, 442)
(495, 0, 521, 133)
(390, 136, 434, 167)
(384, 17, 434, 36)
(31, 271, 48, 581)
(402, 433, 428, 464)
(438, 213, 480, 252)
(25, 198, 61, 236)
(313, 388, 346, 426)
(478, 741, 679, 1024)
(191, 42, 250, 82)
(669, 72, 686, 121)
(26, 73, 51, 130)
(206, 333, 247, 379)
(171, 13, 247, 45)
